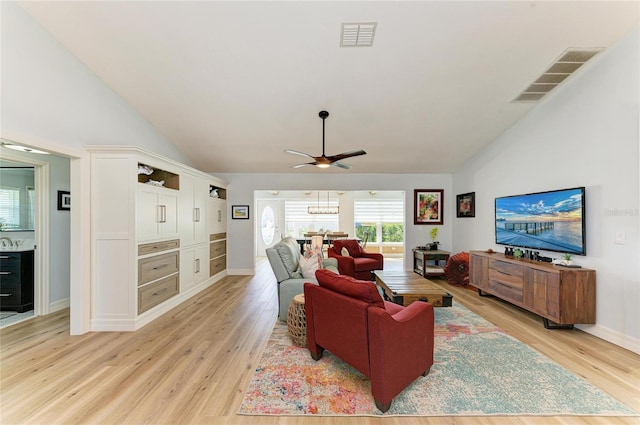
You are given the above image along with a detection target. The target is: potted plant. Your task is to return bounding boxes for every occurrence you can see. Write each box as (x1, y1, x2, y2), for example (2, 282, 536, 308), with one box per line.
(561, 254, 572, 266)
(429, 228, 439, 250)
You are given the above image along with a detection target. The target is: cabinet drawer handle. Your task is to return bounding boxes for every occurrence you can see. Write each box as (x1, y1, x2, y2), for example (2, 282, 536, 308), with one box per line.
(153, 288, 169, 296)
(0, 256, 9, 259)
(217, 210, 221, 223)
(0, 272, 11, 275)
(152, 264, 169, 270)
(0, 293, 12, 297)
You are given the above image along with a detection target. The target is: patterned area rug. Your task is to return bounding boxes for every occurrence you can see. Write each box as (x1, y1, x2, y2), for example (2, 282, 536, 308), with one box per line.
(239, 303, 638, 416)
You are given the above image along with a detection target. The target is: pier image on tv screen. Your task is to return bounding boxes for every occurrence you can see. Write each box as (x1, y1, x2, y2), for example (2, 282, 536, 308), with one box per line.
(495, 187, 586, 255)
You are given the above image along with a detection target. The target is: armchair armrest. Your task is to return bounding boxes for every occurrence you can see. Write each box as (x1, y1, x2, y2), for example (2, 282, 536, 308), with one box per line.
(327, 252, 356, 277)
(361, 251, 384, 269)
(367, 302, 435, 408)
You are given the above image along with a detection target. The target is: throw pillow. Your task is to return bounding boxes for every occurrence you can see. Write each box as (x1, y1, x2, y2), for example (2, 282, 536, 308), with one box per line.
(315, 269, 385, 309)
(300, 253, 323, 279)
(341, 247, 350, 257)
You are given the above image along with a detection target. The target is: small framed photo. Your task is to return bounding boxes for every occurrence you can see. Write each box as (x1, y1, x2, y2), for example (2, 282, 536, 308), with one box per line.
(456, 192, 475, 218)
(232, 205, 250, 220)
(414, 189, 443, 225)
(57, 191, 71, 211)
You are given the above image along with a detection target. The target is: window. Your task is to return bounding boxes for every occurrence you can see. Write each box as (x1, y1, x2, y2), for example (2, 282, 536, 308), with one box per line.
(0, 186, 20, 230)
(284, 200, 339, 237)
(354, 199, 404, 245)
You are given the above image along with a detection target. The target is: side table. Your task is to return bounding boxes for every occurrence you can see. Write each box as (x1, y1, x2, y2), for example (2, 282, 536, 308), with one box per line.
(287, 293, 307, 347)
(413, 249, 450, 278)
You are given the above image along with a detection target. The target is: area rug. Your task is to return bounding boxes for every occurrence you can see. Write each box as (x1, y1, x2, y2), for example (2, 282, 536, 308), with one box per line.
(238, 303, 638, 416)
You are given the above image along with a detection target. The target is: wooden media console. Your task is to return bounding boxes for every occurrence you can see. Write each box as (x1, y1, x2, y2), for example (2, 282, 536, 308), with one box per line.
(469, 251, 595, 329)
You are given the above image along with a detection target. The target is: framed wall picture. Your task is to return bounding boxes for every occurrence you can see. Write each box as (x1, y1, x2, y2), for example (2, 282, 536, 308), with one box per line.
(414, 189, 443, 225)
(57, 191, 71, 211)
(232, 205, 250, 220)
(456, 192, 475, 218)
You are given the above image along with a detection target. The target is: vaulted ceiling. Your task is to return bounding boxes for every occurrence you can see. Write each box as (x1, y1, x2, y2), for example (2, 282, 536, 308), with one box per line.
(17, 1, 639, 173)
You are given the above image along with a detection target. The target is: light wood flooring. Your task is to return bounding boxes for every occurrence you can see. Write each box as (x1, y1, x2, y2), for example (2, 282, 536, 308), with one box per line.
(1, 258, 639, 425)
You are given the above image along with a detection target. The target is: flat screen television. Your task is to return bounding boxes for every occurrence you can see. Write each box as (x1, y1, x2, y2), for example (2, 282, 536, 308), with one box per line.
(495, 187, 586, 255)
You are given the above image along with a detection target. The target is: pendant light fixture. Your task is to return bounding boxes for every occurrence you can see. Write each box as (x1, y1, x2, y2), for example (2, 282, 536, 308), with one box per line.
(308, 191, 339, 215)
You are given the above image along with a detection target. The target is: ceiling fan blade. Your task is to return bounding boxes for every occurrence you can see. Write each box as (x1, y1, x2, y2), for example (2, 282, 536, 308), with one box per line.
(285, 149, 315, 159)
(328, 149, 367, 162)
(291, 162, 315, 169)
(331, 161, 352, 169)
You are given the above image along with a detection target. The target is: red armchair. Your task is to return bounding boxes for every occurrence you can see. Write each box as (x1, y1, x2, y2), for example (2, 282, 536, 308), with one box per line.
(327, 239, 384, 280)
(304, 269, 435, 413)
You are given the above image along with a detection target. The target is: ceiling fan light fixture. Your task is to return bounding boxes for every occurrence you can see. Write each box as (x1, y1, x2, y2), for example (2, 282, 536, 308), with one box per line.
(286, 111, 367, 169)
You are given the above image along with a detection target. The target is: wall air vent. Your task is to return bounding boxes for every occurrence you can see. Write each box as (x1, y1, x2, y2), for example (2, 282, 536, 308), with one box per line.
(513, 48, 604, 102)
(341, 22, 377, 47)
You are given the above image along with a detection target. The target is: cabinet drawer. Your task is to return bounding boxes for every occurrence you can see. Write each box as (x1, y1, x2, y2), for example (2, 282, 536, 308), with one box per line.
(488, 269, 524, 302)
(138, 239, 180, 256)
(0, 289, 20, 305)
(210, 255, 226, 276)
(138, 251, 180, 285)
(138, 274, 179, 314)
(489, 260, 523, 277)
(210, 232, 226, 242)
(210, 240, 226, 259)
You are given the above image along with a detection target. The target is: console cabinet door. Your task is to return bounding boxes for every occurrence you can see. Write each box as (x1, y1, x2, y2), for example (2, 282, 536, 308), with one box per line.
(469, 253, 488, 290)
(524, 268, 560, 321)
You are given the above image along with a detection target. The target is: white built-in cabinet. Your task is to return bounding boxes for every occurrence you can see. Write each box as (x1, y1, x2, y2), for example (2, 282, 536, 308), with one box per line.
(179, 174, 209, 247)
(137, 185, 180, 242)
(181, 244, 210, 293)
(89, 147, 227, 331)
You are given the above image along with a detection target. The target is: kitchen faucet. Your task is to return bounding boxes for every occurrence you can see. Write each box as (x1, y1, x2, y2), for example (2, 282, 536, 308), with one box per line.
(0, 236, 13, 247)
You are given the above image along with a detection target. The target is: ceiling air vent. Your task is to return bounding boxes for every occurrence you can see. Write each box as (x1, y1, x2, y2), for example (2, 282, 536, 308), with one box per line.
(513, 48, 603, 102)
(341, 22, 377, 47)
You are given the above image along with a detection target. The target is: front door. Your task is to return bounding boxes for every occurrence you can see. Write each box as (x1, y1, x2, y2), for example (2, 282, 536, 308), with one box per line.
(256, 199, 280, 256)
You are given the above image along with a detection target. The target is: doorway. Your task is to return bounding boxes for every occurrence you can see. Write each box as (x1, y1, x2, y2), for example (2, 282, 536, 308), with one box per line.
(1, 134, 78, 331)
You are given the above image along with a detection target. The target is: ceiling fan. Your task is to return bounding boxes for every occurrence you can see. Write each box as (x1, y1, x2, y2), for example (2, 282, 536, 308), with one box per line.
(285, 111, 366, 169)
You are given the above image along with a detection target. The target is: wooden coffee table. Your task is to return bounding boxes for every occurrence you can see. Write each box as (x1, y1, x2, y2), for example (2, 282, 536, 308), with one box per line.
(374, 270, 453, 307)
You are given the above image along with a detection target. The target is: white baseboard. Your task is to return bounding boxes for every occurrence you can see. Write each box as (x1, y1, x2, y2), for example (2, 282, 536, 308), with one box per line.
(227, 268, 254, 275)
(578, 324, 640, 355)
(49, 297, 70, 313)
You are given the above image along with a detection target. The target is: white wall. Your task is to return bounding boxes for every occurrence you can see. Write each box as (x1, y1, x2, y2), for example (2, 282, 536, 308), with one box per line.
(0, 2, 190, 165)
(217, 173, 452, 274)
(452, 28, 639, 352)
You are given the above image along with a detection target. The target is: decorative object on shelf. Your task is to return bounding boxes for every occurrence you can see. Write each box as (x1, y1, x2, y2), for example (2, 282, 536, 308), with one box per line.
(57, 190, 71, 211)
(429, 227, 439, 250)
(137, 164, 154, 175)
(456, 192, 475, 218)
(145, 179, 165, 187)
(414, 189, 443, 225)
(513, 248, 523, 258)
(232, 205, 250, 220)
(285, 110, 366, 169)
(210, 188, 219, 198)
(554, 254, 573, 266)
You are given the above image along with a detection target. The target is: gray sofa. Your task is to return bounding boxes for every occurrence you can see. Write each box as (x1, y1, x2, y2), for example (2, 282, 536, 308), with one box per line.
(266, 236, 338, 321)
